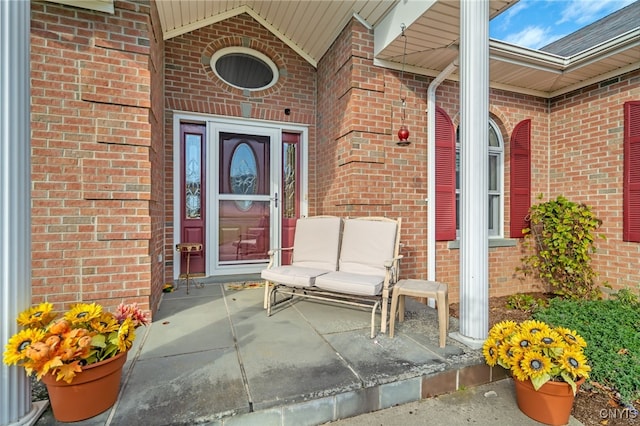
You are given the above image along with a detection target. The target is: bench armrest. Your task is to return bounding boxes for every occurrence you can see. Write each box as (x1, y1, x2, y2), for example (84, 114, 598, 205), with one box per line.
(265, 246, 294, 269)
(384, 254, 403, 269)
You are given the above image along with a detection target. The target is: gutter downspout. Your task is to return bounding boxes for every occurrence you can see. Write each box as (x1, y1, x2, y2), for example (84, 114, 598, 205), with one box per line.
(427, 60, 458, 285)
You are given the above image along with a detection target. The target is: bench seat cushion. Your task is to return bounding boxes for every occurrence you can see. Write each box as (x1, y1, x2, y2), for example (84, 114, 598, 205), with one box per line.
(261, 265, 331, 288)
(315, 271, 384, 296)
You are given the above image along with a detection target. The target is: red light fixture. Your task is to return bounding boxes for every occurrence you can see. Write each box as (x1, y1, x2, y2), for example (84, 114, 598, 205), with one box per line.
(396, 24, 411, 147)
(397, 124, 410, 146)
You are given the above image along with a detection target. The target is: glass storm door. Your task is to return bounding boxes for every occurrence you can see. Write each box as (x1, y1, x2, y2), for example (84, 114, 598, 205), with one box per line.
(218, 132, 273, 265)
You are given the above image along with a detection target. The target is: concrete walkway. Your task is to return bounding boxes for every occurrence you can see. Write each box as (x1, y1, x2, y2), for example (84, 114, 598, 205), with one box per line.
(330, 379, 582, 425)
(33, 277, 582, 425)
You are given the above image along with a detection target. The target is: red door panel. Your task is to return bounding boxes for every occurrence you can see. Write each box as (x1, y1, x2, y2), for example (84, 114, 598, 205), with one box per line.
(179, 123, 206, 274)
(281, 132, 301, 265)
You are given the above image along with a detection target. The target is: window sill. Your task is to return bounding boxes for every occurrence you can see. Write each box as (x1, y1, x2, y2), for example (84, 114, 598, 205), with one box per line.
(447, 238, 518, 250)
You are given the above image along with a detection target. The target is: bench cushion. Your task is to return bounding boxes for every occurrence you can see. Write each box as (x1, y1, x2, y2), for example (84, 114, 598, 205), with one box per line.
(339, 219, 397, 276)
(291, 216, 342, 270)
(315, 271, 384, 296)
(261, 265, 331, 288)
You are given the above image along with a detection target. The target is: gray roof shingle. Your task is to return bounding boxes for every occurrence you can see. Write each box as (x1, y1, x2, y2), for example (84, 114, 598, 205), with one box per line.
(540, 0, 640, 56)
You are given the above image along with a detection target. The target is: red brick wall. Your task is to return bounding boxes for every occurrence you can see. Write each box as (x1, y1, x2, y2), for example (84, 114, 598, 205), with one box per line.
(30, 0, 158, 314)
(550, 70, 640, 293)
(148, 1, 166, 315)
(316, 19, 640, 301)
(29, 4, 637, 314)
(316, 19, 558, 303)
(163, 13, 317, 282)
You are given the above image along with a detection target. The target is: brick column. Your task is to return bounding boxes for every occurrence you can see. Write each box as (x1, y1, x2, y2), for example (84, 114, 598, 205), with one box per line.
(0, 1, 47, 424)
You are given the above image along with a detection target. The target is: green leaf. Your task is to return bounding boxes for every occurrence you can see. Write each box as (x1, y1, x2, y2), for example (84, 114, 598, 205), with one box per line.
(91, 334, 106, 348)
(531, 374, 551, 391)
(560, 372, 577, 395)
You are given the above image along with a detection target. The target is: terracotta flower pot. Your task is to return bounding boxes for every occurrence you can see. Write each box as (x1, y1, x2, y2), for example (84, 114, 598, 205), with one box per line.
(41, 350, 128, 422)
(514, 377, 585, 426)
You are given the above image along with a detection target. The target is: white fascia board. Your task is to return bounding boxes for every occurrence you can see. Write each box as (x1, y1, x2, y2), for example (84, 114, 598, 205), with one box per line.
(162, 6, 246, 40)
(491, 30, 640, 74)
(489, 39, 566, 71)
(373, 0, 437, 57)
(162, 5, 317, 68)
(564, 29, 640, 72)
(47, 0, 114, 14)
(549, 61, 640, 98)
(374, 57, 553, 98)
(243, 8, 317, 68)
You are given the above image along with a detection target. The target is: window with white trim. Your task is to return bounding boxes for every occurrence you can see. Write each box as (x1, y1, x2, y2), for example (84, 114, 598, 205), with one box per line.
(455, 120, 504, 237)
(210, 47, 279, 91)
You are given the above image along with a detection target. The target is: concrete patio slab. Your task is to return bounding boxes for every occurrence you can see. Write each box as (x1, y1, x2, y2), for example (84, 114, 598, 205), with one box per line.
(32, 278, 582, 426)
(112, 348, 247, 424)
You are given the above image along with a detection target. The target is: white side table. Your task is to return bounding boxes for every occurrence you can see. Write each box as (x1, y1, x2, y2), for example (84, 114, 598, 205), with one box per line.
(389, 279, 449, 347)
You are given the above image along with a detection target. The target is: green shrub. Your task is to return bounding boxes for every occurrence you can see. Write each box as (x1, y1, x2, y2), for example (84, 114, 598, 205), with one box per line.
(517, 195, 604, 300)
(534, 296, 640, 404)
(505, 293, 547, 313)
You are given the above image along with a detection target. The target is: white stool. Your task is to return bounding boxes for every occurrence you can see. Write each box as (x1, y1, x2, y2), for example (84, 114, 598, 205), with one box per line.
(389, 279, 449, 348)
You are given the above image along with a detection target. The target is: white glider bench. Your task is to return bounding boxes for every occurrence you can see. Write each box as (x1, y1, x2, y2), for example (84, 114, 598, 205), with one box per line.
(261, 215, 402, 338)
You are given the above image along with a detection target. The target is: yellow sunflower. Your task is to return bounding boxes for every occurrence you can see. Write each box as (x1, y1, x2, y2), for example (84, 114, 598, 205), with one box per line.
(532, 328, 563, 348)
(520, 319, 551, 336)
(64, 303, 102, 325)
(510, 352, 529, 381)
(90, 313, 120, 334)
(520, 350, 552, 379)
(482, 337, 499, 366)
(16, 302, 57, 328)
(488, 320, 518, 340)
(559, 348, 591, 379)
(555, 327, 587, 348)
(116, 317, 136, 352)
(497, 343, 522, 369)
(509, 330, 536, 350)
(3, 328, 47, 365)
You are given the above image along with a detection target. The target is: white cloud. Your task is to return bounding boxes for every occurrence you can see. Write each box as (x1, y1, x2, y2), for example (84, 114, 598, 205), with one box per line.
(556, 0, 636, 25)
(495, 0, 530, 30)
(503, 25, 564, 49)
(491, 0, 635, 49)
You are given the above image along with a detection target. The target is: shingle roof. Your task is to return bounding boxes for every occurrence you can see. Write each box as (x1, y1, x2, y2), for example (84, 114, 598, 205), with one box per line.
(540, 0, 640, 56)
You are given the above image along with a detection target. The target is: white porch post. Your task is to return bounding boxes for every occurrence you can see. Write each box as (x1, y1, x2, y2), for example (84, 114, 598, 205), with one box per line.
(453, 0, 489, 348)
(1, 1, 46, 425)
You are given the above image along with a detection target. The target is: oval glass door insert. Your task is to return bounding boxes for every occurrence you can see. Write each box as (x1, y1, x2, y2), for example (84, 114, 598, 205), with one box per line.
(230, 142, 258, 210)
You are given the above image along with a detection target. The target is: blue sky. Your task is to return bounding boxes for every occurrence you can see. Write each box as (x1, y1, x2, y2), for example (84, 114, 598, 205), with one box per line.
(490, 0, 637, 49)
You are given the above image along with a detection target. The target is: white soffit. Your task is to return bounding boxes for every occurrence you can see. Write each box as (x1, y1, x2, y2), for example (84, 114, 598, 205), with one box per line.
(154, 0, 639, 98)
(157, 0, 400, 68)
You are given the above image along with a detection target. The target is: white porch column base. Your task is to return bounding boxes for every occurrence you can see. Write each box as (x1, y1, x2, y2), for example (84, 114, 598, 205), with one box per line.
(458, 0, 490, 341)
(0, 0, 36, 425)
(448, 331, 485, 350)
(8, 402, 48, 426)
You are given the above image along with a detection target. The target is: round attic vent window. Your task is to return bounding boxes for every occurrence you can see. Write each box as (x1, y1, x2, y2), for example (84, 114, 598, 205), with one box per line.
(211, 47, 279, 91)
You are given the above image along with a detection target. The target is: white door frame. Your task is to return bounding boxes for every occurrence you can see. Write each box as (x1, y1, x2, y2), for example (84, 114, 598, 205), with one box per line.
(172, 112, 308, 279)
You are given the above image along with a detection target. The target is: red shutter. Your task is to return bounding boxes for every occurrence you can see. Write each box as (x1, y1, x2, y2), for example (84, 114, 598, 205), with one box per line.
(624, 101, 640, 242)
(435, 106, 456, 241)
(509, 119, 531, 238)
